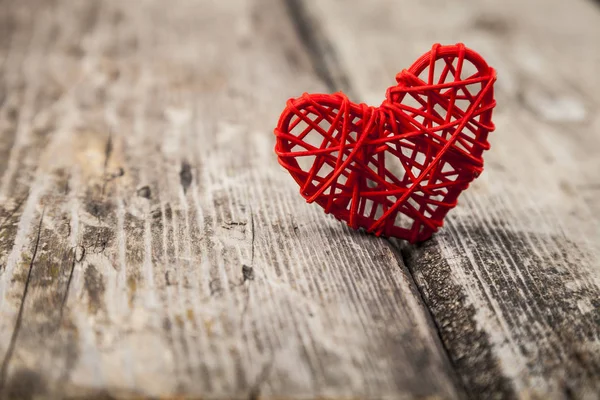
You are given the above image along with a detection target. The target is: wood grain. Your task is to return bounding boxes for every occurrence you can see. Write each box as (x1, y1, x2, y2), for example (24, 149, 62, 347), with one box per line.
(0, 0, 462, 398)
(307, 0, 600, 398)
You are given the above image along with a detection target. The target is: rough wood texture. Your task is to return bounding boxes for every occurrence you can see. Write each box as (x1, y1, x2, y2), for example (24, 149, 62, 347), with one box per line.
(1, 0, 600, 398)
(308, 0, 600, 398)
(0, 0, 462, 398)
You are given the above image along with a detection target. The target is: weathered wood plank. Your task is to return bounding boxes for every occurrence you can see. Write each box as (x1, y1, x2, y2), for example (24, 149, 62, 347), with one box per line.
(307, 0, 600, 397)
(0, 0, 462, 398)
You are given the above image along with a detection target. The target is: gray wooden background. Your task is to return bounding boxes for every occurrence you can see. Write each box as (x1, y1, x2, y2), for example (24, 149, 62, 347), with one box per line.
(0, 0, 599, 398)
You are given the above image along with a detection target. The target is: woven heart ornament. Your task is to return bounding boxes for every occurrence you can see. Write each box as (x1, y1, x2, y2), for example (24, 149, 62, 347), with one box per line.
(274, 43, 496, 243)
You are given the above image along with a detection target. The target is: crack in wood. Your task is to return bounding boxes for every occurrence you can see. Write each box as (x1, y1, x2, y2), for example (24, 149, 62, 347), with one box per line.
(58, 245, 84, 324)
(386, 237, 471, 398)
(0, 208, 45, 393)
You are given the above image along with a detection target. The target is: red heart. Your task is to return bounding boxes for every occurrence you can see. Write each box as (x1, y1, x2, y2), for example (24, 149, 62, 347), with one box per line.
(274, 43, 496, 243)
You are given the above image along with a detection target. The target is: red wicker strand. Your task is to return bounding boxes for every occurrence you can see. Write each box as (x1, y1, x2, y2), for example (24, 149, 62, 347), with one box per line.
(274, 43, 497, 243)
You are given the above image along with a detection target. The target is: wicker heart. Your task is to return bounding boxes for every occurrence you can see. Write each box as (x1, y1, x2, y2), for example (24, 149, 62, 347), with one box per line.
(274, 43, 496, 243)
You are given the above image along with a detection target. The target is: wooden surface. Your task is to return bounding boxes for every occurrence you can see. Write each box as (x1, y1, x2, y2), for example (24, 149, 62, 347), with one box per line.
(310, 0, 600, 398)
(0, 0, 598, 399)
